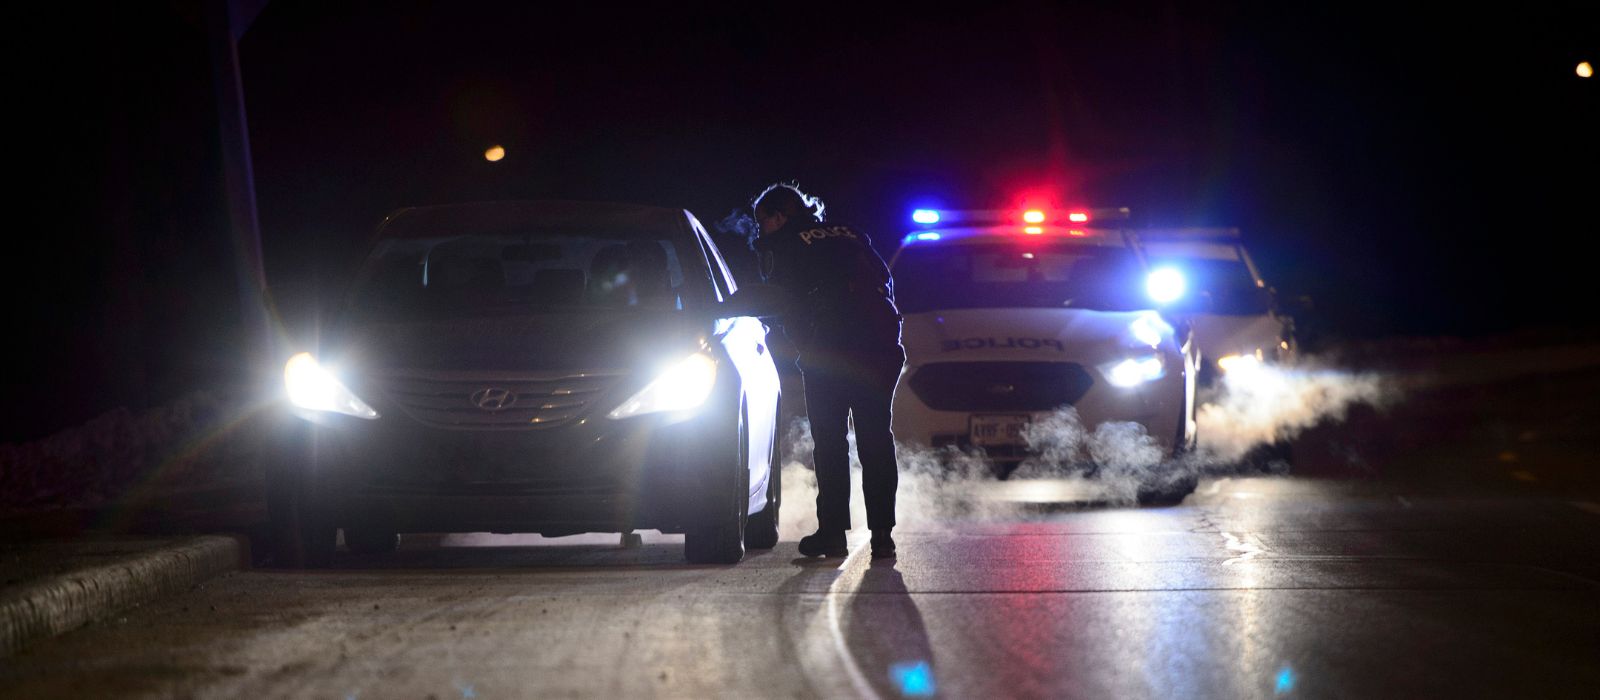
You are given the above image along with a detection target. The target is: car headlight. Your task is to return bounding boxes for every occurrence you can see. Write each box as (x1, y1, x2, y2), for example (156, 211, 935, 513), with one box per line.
(607, 352, 719, 419)
(1217, 352, 1263, 374)
(284, 352, 379, 419)
(1103, 354, 1166, 388)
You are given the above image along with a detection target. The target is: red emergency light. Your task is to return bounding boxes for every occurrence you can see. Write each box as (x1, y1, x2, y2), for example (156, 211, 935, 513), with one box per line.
(1022, 210, 1046, 224)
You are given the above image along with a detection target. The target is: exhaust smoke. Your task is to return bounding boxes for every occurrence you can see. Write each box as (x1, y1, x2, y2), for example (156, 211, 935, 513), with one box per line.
(1195, 358, 1393, 463)
(776, 356, 1394, 534)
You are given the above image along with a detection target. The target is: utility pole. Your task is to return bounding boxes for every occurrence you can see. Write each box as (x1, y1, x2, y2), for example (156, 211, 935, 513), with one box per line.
(204, 0, 271, 385)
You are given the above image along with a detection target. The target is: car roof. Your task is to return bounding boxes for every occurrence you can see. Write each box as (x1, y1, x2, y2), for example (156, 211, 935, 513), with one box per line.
(1135, 227, 1247, 261)
(375, 200, 691, 240)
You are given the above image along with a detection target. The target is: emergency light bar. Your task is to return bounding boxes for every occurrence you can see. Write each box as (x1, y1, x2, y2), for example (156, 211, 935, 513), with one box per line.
(908, 207, 1130, 227)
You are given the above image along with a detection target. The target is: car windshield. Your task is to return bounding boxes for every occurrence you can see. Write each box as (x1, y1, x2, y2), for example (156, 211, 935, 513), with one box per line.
(347, 232, 699, 319)
(893, 242, 1150, 313)
(1150, 258, 1271, 314)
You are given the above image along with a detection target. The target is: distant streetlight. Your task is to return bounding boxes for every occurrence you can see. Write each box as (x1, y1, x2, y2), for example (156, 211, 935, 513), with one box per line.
(1578, 62, 1593, 79)
(485, 145, 506, 162)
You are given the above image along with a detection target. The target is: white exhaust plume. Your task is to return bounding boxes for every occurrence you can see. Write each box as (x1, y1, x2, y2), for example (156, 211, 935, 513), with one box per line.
(1195, 359, 1393, 463)
(777, 356, 1395, 531)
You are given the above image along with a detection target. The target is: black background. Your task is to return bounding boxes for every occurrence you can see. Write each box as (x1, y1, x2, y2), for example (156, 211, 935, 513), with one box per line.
(7, 1, 1596, 442)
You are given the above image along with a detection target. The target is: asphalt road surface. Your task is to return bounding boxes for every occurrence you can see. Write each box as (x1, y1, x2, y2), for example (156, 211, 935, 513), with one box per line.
(3, 476, 1597, 699)
(3, 346, 1598, 699)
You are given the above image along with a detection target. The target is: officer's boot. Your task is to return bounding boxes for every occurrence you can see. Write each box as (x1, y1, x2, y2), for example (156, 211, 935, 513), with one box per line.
(797, 529, 848, 557)
(871, 530, 896, 559)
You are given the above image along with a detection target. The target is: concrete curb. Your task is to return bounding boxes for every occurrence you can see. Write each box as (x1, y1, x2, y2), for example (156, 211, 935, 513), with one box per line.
(0, 534, 247, 657)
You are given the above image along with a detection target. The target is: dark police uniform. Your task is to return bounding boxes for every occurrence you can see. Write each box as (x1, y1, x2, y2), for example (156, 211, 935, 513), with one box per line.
(754, 217, 904, 535)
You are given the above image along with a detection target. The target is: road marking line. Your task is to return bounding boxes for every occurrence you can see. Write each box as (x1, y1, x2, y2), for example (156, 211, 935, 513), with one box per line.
(1395, 496, 1413, 509)
(826, 541, 883, 700)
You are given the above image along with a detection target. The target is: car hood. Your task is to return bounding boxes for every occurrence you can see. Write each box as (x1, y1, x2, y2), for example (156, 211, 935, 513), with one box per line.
(902, 307, 1174, 364)
(327, 311, 706, 373)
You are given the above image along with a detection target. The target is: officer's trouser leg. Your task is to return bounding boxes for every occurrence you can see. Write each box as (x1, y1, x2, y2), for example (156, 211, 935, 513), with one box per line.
(804, 370, 852, 533)
(851, 360, 902, 532)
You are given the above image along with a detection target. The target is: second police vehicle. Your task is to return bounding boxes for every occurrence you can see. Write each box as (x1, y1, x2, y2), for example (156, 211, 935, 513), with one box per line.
(889, 206, 1200, 502)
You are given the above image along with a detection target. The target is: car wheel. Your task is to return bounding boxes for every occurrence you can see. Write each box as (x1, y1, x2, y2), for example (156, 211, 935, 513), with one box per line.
(685, 402, 749, 564)
(344, 526, 400, 555)
(744, 410, 781, 550)
(265, 434, 336, 569)
(1137, 390, 1200, 506)
(1137, 474, 1199, 505)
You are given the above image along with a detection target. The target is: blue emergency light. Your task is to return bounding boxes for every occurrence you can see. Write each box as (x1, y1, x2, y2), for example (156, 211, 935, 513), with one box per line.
(901, 231, 943, 244)
(911, 209, 941, 225)
(1146, 267, 1187, 304)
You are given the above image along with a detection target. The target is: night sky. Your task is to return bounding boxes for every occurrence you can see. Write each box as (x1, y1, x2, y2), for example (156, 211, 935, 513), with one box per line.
(9, 1, 1597, 442)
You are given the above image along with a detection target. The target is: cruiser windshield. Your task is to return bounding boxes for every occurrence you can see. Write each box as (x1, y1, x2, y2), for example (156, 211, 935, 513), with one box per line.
(894, 243, 1150, 313)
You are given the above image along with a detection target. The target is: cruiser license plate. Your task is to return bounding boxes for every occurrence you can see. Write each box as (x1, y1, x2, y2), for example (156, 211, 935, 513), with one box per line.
(970, 414, 1030, 447)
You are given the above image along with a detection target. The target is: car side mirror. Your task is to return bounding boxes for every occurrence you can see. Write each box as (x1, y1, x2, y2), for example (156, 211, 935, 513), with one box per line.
(721, 283, 788, 319)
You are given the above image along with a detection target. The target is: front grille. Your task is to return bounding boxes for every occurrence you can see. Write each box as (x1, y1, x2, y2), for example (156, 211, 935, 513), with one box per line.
(370, 368, 625, 430)
(909, 362, 1093, 412)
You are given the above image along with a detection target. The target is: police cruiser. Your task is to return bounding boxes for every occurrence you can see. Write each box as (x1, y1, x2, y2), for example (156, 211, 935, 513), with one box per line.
(1136, 227, 1296, 385)
(889, 207, 1199, 501)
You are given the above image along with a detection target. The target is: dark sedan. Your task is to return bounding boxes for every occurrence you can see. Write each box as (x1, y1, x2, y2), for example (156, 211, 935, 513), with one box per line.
(268, 201, 783, 565)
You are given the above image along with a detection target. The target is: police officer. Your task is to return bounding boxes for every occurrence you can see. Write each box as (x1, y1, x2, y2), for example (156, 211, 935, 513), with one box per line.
(749, 183, 904, 559)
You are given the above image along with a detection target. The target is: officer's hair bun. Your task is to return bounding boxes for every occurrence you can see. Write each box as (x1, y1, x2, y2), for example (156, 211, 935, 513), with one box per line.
(752, 182, 826, 222)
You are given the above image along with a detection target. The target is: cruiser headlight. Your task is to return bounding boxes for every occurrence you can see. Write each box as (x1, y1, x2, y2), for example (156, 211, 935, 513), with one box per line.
(1103, 354, 1166, 388)
(1217, 353, 1262, 374)
(608, 352, 719, 419)
(284, 352, 379, 419)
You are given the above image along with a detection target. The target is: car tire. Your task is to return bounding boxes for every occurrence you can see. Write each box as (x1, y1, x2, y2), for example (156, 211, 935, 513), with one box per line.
(685, 402, 749, 564)
(1137, 474, 1199, 505)
(744, 412, 781, 550)
(265, 435, 337, 569)
(1137, 391, 1200, 506)
(344, 526, 400, 555)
